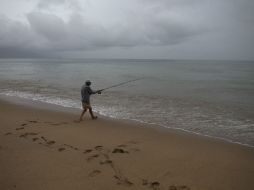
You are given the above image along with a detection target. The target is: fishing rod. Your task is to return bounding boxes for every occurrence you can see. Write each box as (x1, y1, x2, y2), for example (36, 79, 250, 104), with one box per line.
(100, 77, 145, 92)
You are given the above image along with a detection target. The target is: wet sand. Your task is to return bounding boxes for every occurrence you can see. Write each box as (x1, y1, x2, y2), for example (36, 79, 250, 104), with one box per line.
(0, 99, 254, 190)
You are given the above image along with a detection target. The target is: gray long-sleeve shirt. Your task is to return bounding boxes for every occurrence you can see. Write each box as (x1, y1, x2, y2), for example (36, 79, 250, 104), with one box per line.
(81, 85, 96, 104)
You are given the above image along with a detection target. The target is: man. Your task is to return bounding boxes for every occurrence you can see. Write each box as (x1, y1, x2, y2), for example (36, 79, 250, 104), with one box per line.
(78, 80, 102, 122)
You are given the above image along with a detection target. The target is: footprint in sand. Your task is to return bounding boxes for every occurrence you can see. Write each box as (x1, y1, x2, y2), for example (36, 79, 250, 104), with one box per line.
(88, 170, 101, 177)
(150, 182, 160, 190)
(47, 141, 56, 145)
(63, 144, 79, 150)
(114, 175, 133, 186)
(83, 149, 93, 154)
(41, 136, 47, 142)
(19, 132, 38, 138)
(32, 137, 39, 142)
(21, 123, 27, 126)
(16, 127, 24, 130)
(116, 143, 140, 153)
(112, 148, 129, 154)
(94, 145, 103, 151)
(58, 147, 66, 152)
(28, 120, 38, 123)
(169, 186, 177, 190)
(4, 132, 12, 136)
(40, 136, 56, 145)
(87, 154, 100, 162)
(142, 180, 160, 190)
(168, 185, 190, 190)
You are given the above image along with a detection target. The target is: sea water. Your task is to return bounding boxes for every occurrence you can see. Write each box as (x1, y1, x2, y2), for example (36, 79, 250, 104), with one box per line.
(0, 58, 254, 146)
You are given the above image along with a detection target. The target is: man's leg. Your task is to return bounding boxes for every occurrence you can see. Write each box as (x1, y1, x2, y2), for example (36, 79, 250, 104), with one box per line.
(79, 108, 87, 121)
(88, 107, 97, 119)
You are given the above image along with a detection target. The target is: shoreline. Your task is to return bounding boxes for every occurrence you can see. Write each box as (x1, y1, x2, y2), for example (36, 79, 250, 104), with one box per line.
(1, 94, 253, 149)
(1, 96, 254, 189)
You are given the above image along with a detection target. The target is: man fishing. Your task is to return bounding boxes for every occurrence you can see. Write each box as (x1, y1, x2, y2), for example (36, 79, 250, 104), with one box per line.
(78, 80, 102, 122)
(78, 77, 143, 122)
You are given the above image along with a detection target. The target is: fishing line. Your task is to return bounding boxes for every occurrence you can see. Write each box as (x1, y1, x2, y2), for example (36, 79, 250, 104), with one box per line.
(100, 77, 145, 91)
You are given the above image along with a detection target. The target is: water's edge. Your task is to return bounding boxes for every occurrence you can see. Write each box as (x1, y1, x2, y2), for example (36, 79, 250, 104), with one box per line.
(1, 92, 253, 149)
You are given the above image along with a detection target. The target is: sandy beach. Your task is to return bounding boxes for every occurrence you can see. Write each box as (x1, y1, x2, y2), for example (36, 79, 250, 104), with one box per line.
(0, 98, 254, 190)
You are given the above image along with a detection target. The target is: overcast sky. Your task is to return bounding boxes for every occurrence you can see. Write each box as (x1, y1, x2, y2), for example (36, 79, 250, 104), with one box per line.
(0, 0, 253, 60)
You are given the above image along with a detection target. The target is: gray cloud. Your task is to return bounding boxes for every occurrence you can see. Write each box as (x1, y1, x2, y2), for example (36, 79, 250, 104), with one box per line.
(0, 0, 253, 60)
(1, 7, 200, 54)
(37, 0, 68, 8)
(27, 12, 67, 42)
(37, 0, 83, 12)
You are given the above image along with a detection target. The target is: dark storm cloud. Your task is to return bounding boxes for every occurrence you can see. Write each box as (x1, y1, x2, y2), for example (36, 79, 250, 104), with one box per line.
(0, 0, 253, 59)
(0, 11, 200, 57)
(0, 46, 47, 58)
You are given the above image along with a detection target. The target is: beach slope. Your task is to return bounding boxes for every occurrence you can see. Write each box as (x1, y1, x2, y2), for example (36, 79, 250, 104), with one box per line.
(0, 99, 254, 190)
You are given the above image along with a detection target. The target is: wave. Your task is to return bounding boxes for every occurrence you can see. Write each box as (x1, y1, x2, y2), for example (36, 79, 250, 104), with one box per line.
(1, 89, 253, 148)
(0, 90, 80, 109)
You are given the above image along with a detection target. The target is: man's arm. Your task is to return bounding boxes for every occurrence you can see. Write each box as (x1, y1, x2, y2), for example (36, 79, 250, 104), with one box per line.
(88, 87, 102, 95)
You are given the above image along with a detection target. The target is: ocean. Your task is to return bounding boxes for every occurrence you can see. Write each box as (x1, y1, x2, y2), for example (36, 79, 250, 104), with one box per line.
(0, 58, 254, 147)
